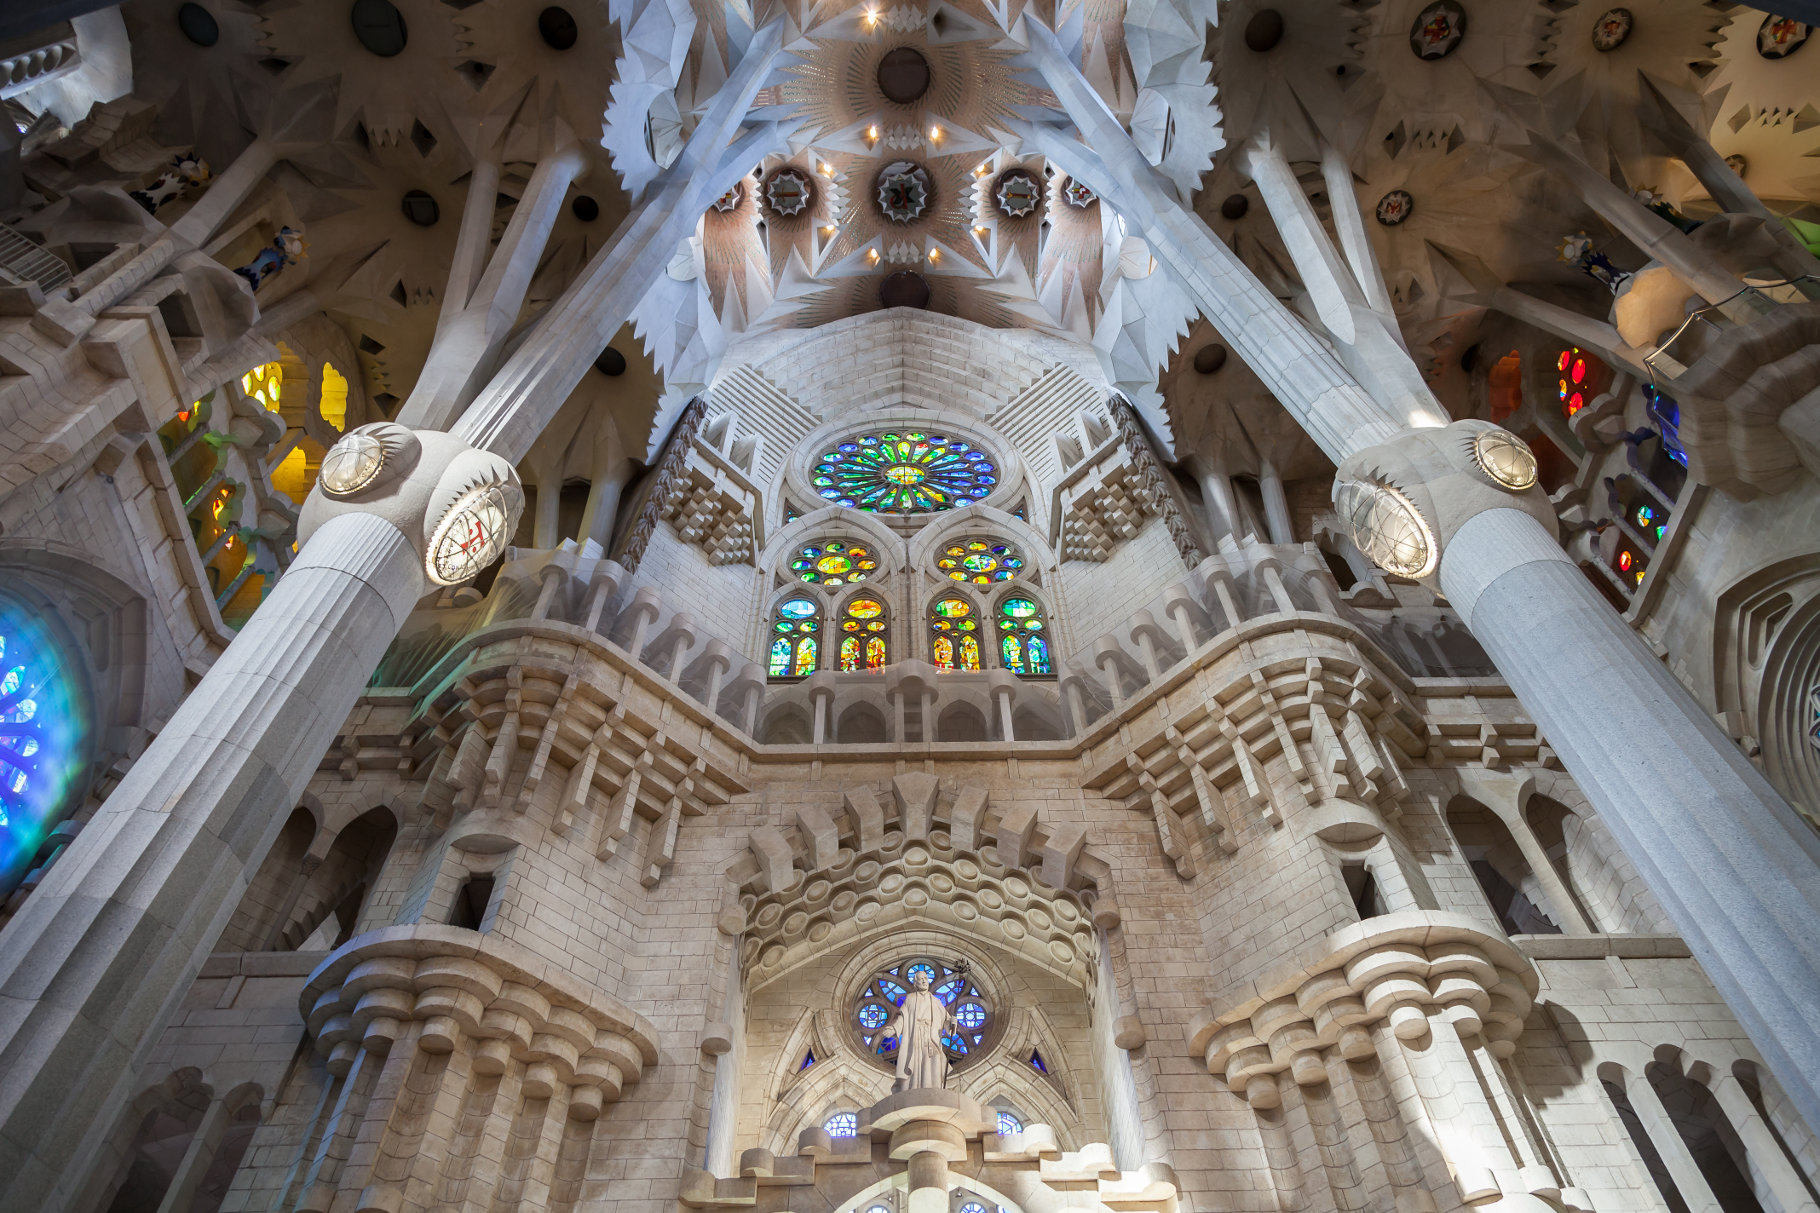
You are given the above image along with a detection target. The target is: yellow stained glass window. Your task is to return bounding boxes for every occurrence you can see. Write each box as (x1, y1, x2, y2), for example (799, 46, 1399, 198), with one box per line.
(319, 361, 349, 431)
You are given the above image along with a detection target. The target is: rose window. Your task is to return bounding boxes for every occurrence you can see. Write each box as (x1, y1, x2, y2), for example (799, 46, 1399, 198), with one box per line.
(937, 539, 1024, 584)
(813, 432, 998, 513)
(1062, 178, 1097, 208)
(853, 958, 992, 1064)
(790, 541, 878, 586)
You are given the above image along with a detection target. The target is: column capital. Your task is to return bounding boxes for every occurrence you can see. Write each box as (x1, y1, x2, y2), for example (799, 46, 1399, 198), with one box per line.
(298, 423, 525, 588)
(1331, 421, 1558, 593)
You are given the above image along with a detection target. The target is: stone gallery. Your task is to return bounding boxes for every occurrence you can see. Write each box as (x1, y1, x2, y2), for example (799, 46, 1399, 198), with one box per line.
(2, 0, 1820, 1210)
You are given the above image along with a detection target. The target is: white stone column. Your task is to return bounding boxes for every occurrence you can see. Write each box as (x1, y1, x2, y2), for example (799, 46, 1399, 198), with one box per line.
(450, 22, 789, 463)
(1189, 457, 1240, 545)
(397, 138, 590, 428)
(0, 511, 424, 1208)
(1012, 19, 1433, 462)
(583, 455, 634, 553)
(1622, 1071, 1725, 1213)
(1241, 134, 1441, 428)
(1708, 1073, 1820, 1213)
(1441, 508, 1820, 1135)
(1258, 460, 1295, 546)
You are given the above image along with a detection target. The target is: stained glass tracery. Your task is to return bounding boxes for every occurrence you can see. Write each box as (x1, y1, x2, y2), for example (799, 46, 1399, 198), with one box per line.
(813, 432, 998, 513)
(853, 958, 991, 1063)
(998, 597, 1052, 675)
(839, 597, 889, 671)
(931, 597, 982, 670)
(0, 607, 83, 889)
(769, 598, 821, 678)
(824, 1112, 858, 1137)
(790, 540, 878, 586)
(938, 538, 1025, 585)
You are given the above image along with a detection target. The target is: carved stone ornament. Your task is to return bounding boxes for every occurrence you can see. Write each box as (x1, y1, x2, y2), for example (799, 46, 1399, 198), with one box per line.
(877, 161, 931, 223)
(1408, 0, 1466, 59)
(1590, 8, 1632, 51)
(994, 170, 1042, 219)
(765, 169, 812, 217)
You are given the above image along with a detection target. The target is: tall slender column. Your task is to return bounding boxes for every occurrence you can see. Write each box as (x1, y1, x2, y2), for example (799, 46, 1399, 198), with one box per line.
(1190, 457, 1240, 545)
(1241, 134, 1439, 427)
(1258, 461, 1295, 546)
(583, 455, 633, 553)
(0, 512, 423, 1208)
(1623, 1071, 1725, 1213)
(1441, 507, 1820, 1135)
(1020, 6, 1820, 1136)
(1707, 1073, 1820, 1213)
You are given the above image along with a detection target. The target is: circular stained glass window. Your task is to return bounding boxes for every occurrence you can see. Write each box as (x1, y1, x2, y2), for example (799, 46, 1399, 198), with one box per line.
(824, 1111, 858, 1136)
(938, 539, 1024, 584)
(997, 1111, 1023, 1135)
(0, 606, 84, 890)
(813, 432, 998, 513)
(790, 541, 878, 586)
(853, 957, 993, 1065)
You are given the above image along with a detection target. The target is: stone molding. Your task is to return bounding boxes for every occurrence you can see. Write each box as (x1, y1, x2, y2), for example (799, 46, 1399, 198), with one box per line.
(728, 774, 1116, 987)
(298, 924, 661, 1117)
(1187, 912, 1539, 1106)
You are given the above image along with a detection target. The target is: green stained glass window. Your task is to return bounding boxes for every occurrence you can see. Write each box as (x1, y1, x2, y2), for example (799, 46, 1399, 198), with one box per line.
(937, 538, 1025, 584)
(997, 597, 1051, 675)
(769, 598, 821, 678)
(813, 432, 998, 513)
(788, 540, 878, 586)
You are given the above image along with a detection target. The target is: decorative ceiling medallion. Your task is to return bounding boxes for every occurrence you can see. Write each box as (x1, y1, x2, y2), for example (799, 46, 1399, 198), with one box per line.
(1062, 178, 1097, 208)
(765, 169, 812, 217)
(1757, 15, 1809, 59)
(711, 182, 744, 213)
(319, 433, 386, 496)
(1471, 429, 1539, 491)
(1409, 1, 1466, 59)
(994, 171, 1041, 219)
(1726, 154, 1748, 178)
(876, 46, 932, 104)
(1590, 8, 1632, 52)
(876, 161, 931, 224)
(1335, 479, 1436, 579)
(426, 484, 515, 585)
(1375, 190, 1414, 226)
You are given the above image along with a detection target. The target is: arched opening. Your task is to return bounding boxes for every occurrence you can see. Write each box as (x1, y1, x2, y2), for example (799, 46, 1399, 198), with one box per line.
(936, 703, 989, 742)
(1647, 1059, 1768, 1213)
(216, 807, 317, 951)
(1604, 1074, 1693, 1213)
(1444, 798, 1562, 936)
(837, 703, 889, 744)
(1011, 703, 1064, 742)
(759, 704, 813, 745)
(274, 807, 398, 950)
(1524, 795, 1609, 932)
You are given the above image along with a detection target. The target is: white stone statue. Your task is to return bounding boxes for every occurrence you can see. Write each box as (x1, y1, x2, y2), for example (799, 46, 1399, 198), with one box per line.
(887, 970, 958, 1091)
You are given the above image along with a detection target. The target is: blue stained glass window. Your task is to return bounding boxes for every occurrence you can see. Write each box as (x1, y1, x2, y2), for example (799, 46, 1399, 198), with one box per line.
(824, 1112, 857, 1137)
(1029, 1049, 1047, 1073)
(997, 1112, 1023, 1135)
(955, 1002, 987, 1030)
(858, 1002, 889, 1030)
(0, 608, 84, 891)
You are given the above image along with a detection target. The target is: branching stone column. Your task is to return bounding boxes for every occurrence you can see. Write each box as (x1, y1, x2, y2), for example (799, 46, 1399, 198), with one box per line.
(0, 428, 521, 1208)
(1334, 419, 1820, 1135)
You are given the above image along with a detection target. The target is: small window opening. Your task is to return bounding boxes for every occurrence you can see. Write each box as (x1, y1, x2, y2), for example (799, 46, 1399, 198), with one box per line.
(449, 875, 495, 931)
(1469, 859, 1561, 936)
(800, 1050, 815, 1070)
(823, 1111, 857, 1137)
(1029, 1049, 1047, 1073)
(1344, 862, 1386, 919)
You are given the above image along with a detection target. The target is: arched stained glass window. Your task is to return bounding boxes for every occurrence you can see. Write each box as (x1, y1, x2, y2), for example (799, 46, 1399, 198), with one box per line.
(853, 957, 992, 1062)
(0, 605, 84, 890)
(768, 598, 821, 678)
(997, 597, 1051, 675)
(790, 540, 878, 586)
(931, 598, 981, 671)
(996, 1111, 1023, 1135)
(823, 1111, 858, 1137)
(839, 597, 889, 671)
(937, 538, 1024, 585)
(813, 432, 998, 513)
